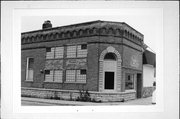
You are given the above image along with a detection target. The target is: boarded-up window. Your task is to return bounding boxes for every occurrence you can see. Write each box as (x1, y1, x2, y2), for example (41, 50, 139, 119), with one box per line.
(45, 70, 63, 82)
(67, 46, 76, 58)
(66, 70, 76, 82)
(66, 69, 86, 83)
(26, 58, 34, 81)
(76, 69, 86, 83)
(45, 70, 54, 82)
(125, 74, 134, 90)
(46, 47, 55, 59)
(46, 47, 64, 59)
(54, 70, 63, 82)
(55, 47, 64, 58)
(77, 45, 87, 57)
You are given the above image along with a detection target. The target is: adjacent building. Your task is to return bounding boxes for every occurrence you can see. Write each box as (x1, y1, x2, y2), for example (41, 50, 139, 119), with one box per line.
(142, 49, 156, 97)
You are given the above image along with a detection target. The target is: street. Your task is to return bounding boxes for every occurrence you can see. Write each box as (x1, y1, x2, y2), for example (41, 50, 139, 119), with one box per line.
(21, 97, 153, 106)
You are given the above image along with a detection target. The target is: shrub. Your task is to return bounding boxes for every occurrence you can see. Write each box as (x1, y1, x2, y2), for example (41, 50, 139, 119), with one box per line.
(76, 89, 91, 102)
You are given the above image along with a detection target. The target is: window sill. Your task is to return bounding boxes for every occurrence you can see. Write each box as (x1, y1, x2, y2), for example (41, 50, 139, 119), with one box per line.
(25, 80, 33, 82)
(44, 81, 63, 83)
(125, 89, 136, 92)
(64, 82, 86, 84)
(46, 58, 64, 60)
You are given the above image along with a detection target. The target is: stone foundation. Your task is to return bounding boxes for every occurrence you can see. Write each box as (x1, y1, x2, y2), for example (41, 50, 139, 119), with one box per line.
(142, 87, 155, 98)
(21, 87, 136, 102)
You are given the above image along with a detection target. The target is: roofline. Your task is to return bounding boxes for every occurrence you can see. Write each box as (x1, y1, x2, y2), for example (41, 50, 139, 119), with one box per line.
(121, 22, 144, 37)
(21, 20, 102, 35)
(21, 20, 143, 38)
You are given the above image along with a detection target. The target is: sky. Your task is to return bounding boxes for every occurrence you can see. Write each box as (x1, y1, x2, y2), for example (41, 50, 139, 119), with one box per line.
(21, 9, 163, 52)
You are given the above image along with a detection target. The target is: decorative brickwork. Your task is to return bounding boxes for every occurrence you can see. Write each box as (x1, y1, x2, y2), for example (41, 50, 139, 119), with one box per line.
(21, 21, 143, 45)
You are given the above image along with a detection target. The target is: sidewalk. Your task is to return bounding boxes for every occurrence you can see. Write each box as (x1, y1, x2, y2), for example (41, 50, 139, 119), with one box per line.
(21, 97, 153, 106)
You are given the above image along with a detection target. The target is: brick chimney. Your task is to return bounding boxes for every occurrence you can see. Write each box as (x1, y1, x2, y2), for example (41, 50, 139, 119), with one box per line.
(42, 20, 52, 29)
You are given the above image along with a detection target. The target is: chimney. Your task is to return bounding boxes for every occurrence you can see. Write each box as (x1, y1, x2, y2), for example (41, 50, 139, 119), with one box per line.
(42, 20, 52, 29)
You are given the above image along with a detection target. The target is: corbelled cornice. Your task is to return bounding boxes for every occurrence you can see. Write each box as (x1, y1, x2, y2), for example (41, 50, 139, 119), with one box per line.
(21, 20, 144, 44)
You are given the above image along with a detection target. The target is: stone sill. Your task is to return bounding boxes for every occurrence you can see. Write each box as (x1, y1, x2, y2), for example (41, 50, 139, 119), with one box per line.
(64, 82, 86, 84)
(44, 81, 63, 83)
(25, 80, 33, 82)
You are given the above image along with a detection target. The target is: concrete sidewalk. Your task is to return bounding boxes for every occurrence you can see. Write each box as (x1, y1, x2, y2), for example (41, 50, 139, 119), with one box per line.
(21, 97, 153, 106)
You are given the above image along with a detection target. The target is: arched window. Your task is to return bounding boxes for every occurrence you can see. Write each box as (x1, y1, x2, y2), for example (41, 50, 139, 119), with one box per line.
(104, 53, 116, 61)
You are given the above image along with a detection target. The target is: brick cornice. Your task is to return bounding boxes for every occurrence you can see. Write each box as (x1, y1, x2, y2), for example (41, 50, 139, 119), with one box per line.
(21, 21, 144, 45)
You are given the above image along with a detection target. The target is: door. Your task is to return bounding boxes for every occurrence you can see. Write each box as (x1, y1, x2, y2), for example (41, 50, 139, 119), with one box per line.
(105, 72, 114, 89)
(103, 61, 116, 91)
(136, 73, 142, 98)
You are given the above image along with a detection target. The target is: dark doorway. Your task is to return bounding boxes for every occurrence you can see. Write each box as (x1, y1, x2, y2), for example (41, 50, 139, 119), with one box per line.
(105, 72, 114, 89)
(136, 73, 142, 98)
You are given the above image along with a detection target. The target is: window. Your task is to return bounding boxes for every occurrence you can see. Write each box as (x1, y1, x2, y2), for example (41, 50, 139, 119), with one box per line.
(46, 47, 55, 59)
(67, 44, 87, 58)
(67, 46, 76, 58)
(46, 47, 51, 52)
(45, 70, 63, 82)
(45, 70, 54, 82)
(76, 69, 86, 83)
(26, 58, 34, 81)
(66, 70, 76, 82)
(77, 44, 87, 57)
(80, 69, 86, 74)
(46, 47, 64, 59)
(45, 70, 50, 74)
(66, 69, 86, 83)
(54, 70, 63, 82)
(125, 74, 134, 90)
(81, 44, 87, 49)
(104, 53, 116, 60)
(55, 47, 64, 58)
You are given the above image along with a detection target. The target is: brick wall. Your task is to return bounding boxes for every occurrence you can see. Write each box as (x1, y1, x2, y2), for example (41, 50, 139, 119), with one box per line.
(22, 36, 101, 91)
(21, 35, 143, 92)
(21, 48, 46, 88)
(122, 45, 142, 70)
(86, 43, 99, 91)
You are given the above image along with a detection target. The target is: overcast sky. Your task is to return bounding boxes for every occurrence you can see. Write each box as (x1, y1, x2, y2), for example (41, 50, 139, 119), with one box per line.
(21, 9, 163, 52)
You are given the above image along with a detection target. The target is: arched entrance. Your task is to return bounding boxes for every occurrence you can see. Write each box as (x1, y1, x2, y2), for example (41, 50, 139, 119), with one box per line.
(99, 46, 122, 92)
(103, 53, 117, 91)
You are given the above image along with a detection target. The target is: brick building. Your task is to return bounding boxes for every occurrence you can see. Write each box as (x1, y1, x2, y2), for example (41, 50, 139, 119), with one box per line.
(21, 20, 145, 102)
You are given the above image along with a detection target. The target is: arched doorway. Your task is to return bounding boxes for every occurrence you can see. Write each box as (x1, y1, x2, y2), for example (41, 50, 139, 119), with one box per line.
(103, 53, 117, 91)
(99, 46, 122, 92)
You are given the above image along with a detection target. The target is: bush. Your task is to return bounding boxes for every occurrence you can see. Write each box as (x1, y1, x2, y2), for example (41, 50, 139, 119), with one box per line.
(76, 90, 91, 102)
